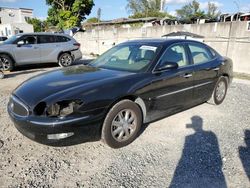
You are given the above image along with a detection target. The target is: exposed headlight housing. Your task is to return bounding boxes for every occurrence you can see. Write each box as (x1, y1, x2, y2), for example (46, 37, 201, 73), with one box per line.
(46, 100, 83, 118)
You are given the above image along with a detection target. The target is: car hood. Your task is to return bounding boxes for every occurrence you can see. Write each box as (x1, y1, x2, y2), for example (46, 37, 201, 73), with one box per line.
(13, 65, 133, 107)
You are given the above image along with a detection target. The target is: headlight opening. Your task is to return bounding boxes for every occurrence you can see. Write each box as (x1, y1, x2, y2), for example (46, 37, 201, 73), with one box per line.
(46, 100, 83, 118)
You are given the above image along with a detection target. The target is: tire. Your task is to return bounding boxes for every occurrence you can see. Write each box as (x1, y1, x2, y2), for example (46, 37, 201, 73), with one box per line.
(101, 99, 142, 148)
(58, 53, 73, 67)
(208, 77, 228, 105)
(0, 54, 14, 71)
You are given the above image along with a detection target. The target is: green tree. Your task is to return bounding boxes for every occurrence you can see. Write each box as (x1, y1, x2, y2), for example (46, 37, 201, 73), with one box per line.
(126, 0, 168, 18)
(27, 18, 45, 32)
(46, 0, 94, 29)
(207, 2, 221, 20)
(86, 17, 100, 23)
(176, 0, 205, 23)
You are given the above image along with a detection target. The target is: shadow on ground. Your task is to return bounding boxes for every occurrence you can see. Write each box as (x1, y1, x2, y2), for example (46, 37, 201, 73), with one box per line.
(169, 116, 227, 188)
(3, 59, 94, 78)
(239, 129, 250, 181)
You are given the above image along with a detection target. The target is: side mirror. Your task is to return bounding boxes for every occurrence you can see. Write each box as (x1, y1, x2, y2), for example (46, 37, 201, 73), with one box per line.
(17, 41, 24, 47)
(155, 62, 178, 72)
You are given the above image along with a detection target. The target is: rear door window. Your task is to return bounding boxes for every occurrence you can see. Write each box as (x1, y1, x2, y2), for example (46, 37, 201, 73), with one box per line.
(188, 43, 213, 64)
(56, 36, 71, 43)
(38, 35, 57, 44)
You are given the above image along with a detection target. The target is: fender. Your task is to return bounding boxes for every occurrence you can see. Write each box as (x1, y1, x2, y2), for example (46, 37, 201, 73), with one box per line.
(135, 97, 147, 123)
(0, 52, 16, 64)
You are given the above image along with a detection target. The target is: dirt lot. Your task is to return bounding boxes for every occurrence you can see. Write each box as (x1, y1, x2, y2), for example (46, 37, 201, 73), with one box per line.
(0, 63, 250, 187)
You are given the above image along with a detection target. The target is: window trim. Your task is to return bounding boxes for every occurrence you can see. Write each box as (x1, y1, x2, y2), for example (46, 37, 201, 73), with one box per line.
(152, 42, 191, 74)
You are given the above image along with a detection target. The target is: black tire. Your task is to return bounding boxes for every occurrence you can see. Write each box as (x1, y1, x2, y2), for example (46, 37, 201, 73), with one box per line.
(0, 54, 14, 71)
(101, 99, 142, 148)
(208, 77, 228, 105)
(58, 53, 73, 67)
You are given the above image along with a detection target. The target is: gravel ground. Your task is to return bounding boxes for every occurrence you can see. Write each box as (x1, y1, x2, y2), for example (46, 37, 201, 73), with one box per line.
(0, 64, 250, 187)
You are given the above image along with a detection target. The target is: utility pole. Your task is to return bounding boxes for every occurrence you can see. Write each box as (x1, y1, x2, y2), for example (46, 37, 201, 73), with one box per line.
(233, 1, 240, 21)
(160, 0, 165, 12)
(97, 8, 101, 55)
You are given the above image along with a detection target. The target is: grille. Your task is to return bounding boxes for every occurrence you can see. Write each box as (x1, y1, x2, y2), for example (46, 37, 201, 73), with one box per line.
(9, 95, 29, 117)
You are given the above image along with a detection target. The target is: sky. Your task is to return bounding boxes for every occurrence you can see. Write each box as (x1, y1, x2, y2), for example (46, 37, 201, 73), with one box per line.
(0, 0, 250, 20)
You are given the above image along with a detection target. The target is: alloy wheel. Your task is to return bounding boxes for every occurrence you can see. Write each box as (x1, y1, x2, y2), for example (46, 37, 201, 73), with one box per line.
(216, 81, 226, 102)
(1, 57, 10, 70)
(60, 54, 72, 67)
(111, 109, 137, 142)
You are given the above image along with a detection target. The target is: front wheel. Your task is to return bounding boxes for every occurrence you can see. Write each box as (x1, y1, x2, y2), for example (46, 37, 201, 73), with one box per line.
(0, 54, 14, 71)
(101, 100, 142, 148)
(58, 53, 73, 67)
(209, 77, 228, 105)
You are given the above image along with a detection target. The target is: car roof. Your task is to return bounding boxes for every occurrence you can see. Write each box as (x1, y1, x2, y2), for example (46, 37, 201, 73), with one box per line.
(16, 32, 71, 37)
(122, 38, 205, 45)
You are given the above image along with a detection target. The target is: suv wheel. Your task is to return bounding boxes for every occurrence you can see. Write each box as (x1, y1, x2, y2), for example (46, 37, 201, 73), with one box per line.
(102, 100, 142, 148)
(0, 55, 14, 71)
(58, 53, 73, 67)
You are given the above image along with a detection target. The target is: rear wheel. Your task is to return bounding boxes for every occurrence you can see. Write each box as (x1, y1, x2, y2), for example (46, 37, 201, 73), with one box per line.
(0, 54, 14, 71)
(102, 100, 142, 148)
(58, 53, 73, 67)
(209, 77, 228, 105)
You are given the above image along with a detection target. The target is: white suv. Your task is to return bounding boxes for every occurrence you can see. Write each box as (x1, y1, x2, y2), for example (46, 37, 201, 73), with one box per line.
(0, 33, 82, 71)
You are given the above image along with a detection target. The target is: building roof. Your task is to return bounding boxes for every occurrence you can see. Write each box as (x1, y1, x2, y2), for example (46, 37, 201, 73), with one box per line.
(241, 13, 250, 17)
(0, 6, 33, 11)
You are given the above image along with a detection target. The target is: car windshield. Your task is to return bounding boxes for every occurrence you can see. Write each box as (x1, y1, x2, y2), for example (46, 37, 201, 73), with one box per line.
(90, 43, 161, 72)
(3, 35, 21, 44)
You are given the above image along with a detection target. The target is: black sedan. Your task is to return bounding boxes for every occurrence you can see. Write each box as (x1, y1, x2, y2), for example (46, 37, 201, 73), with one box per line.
(8, 39, 233, 148)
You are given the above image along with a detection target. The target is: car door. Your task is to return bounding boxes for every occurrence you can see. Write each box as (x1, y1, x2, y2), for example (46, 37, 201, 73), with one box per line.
(14, 35, 41, 65)
(144, 43, 194, 121)
(187, 42, 219, 103)
(38, 35, 58, 63)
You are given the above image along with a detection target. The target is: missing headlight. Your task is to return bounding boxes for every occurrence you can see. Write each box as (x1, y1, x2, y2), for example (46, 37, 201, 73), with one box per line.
(47, 103, 60, 117)
(46, 100, 83, 118)
(60, 102, 74, 117)
(34, 102, 47, 116)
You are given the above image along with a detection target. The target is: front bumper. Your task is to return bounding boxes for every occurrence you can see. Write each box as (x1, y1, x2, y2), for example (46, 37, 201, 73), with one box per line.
(8, 105, 104, 146)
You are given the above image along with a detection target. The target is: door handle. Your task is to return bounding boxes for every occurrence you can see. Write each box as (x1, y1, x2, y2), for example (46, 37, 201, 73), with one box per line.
(182, 73, 193, 78)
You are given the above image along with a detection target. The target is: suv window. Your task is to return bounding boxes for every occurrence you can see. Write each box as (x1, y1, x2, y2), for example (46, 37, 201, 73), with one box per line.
(57, 36, 71, 42)
(38, 35, 57, 44)
(17, 35, 37, 45)
(188, 43, 213, 64)
(158, 44, 188, 68)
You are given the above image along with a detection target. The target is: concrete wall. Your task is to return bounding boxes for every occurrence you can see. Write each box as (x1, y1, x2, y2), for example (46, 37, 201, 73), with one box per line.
(74, 21, 250, 74)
